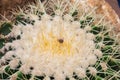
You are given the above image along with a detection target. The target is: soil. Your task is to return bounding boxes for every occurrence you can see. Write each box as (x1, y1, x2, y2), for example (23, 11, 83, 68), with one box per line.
(0, 0, 35, 20)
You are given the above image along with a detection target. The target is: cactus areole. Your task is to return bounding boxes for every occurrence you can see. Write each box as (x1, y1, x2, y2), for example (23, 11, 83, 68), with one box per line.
(0, 0, 120, 80)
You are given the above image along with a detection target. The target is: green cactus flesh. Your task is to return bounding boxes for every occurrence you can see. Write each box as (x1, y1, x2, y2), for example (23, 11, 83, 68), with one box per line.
(0, 0, 120, 80)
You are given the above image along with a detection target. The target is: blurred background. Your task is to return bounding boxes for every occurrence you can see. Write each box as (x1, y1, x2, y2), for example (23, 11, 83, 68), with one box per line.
(106, 0, 120, 18)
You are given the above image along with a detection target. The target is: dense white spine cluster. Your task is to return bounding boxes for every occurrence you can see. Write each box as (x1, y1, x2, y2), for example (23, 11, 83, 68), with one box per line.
(1, 13, 102, 79)
(0, 0, 119, 80)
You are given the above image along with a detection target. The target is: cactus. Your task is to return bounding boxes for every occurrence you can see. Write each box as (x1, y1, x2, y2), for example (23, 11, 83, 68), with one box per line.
(0, 0, 120, 80)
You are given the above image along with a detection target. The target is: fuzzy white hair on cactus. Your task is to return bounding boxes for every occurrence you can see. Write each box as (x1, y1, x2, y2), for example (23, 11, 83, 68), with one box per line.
(0, 0, 120, 80)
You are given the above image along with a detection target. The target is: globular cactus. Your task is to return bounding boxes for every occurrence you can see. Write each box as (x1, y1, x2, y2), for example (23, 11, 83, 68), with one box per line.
(0, 0, 120, 80)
